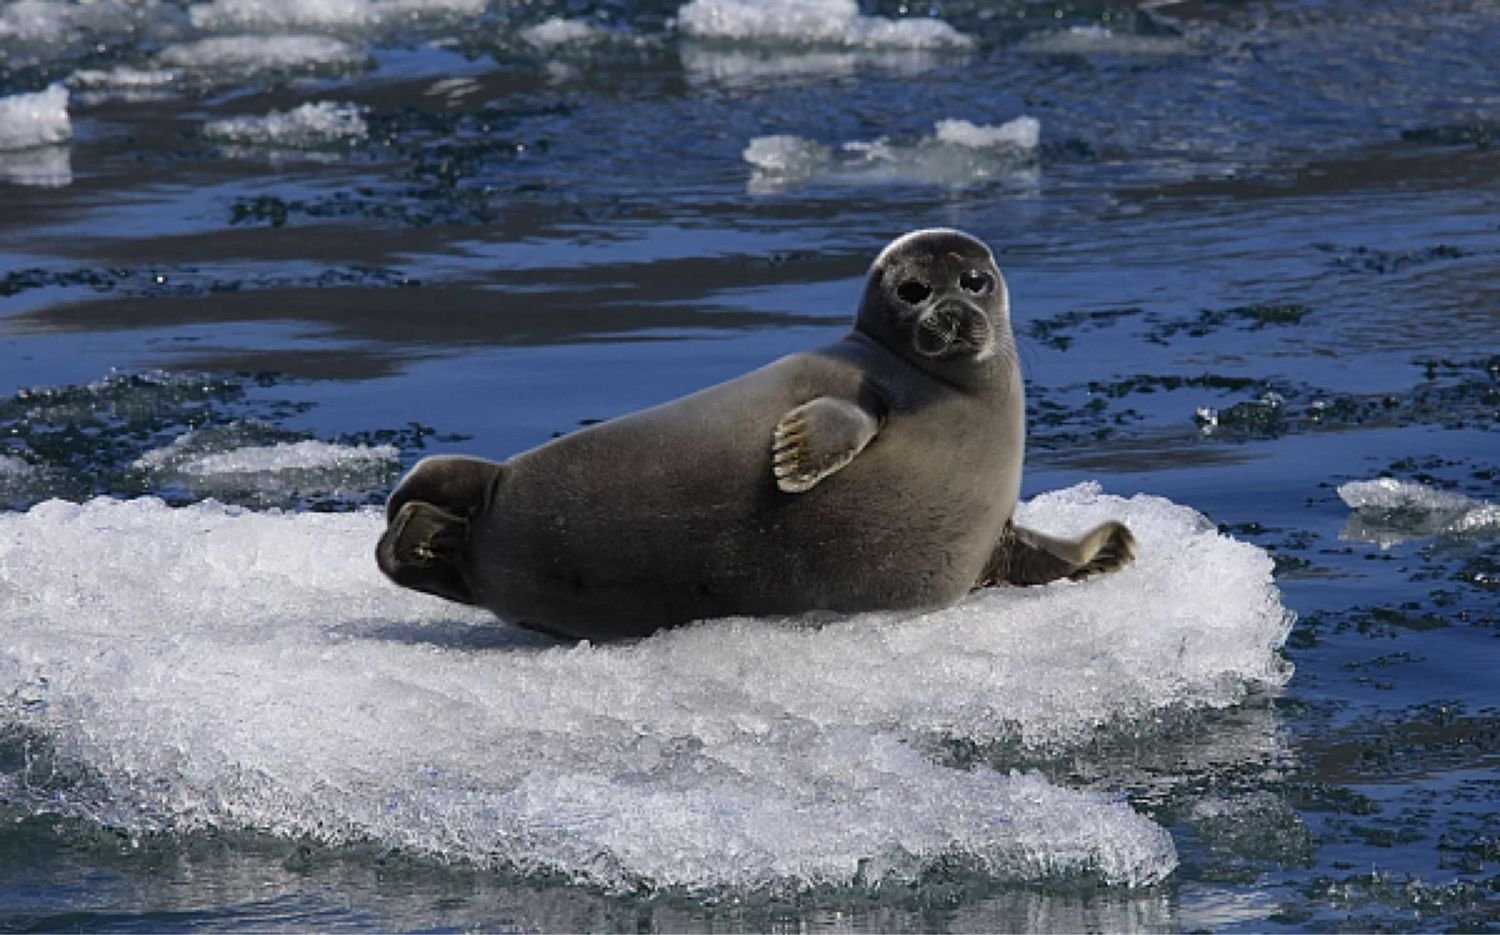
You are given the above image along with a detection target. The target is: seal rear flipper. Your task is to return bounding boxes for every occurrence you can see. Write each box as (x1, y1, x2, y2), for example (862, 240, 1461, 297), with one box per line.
(376, 501, 477, 605)
(771, 396, 881, 493)
(978, 519, 1137, 587)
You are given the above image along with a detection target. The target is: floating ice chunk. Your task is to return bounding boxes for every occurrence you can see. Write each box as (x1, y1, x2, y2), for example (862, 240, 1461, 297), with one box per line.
(935, 116, 1041, 150)
(1019, 25, 1193, 57)
(746, 115, 1039, 192)
(188, 0, 485, 31)
(158, 35, 367, 72)
(1338, 477, 1500, 548)
(520, 17, 607, 48)
(0, 85, 72, 151)
(133, 431, 397, 505)
(70, 67, 183, 89)
(677, 0, 971, 49)
(0, 485, 1289, 891)
(203, 101, 367, 147)
(742, 134, 833, 174)
(0, 144, 72, 187)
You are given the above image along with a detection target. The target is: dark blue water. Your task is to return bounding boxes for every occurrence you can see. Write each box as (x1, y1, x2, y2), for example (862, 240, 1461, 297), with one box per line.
(3, 0, 1499, 930)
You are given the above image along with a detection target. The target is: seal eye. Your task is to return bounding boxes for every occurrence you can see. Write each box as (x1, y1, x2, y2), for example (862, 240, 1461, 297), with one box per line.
(896, 279, 932, 305)
(959, 270, 993, 295)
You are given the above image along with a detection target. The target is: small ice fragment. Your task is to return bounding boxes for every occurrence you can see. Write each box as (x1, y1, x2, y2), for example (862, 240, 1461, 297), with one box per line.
(203, 101, 367, 147)
(933, 116, 1040, 150)
(746, 116, 1041, 191)
(157, 35, 367, 71)
(1337, 478, 1500, 548)
(189, 0, 485, 31)
(520, 17, 605, 48)
(70, 67, 182, 89)
(171, 439, 397, 476)
(0, 85, 72, 151)
(677, 0, 971, 49)
(742, 134, 832, 174)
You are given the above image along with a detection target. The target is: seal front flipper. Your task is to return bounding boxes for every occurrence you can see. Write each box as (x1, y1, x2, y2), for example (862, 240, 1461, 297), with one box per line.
(771, 396, 880, 493)
(376, 455, 502, 606)
(978, 519, 1137, 587)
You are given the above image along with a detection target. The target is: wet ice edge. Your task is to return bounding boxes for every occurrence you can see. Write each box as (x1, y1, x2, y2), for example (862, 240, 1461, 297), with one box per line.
(0, 484, 1292, 893)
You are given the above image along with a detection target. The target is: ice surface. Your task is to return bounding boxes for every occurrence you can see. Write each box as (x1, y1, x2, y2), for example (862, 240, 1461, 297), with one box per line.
(187, 0, 485, 32)
(745, 116, 1039, 192)
(133, 431, 398, 504)
(203, 101, 368, 148)
(676, 0, 971, 49)
(1338, 477, 1500, 548)
(0, 85, 71, 151)
(0, 484, 1289, 892)
(157, 35, 367, 72)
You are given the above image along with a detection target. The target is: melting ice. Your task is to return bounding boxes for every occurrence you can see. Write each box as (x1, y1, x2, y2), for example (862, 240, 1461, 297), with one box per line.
(204, 101, 368, 149)
(675, 0, 971, 49)
(1338, 477, 1500, 548)
(132, 430, 398, 505)
(745, 116, 1040, 192)
(0, 483, 1290, 893)
(187, 0, 486, 32)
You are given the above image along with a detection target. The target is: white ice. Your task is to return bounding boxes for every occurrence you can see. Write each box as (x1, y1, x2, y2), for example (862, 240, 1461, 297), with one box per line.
(203, 101, 368, 147)
(157, 35, 367, 72)
(0, 484, 1290, 893)
(187, 0, 486, 32)
(744, 116, 1039, 192)
(520, 17, 606, 49)
(0, 84, 71, 151)
(676, 0, 971, 49)
(1338, 477, 1500, 548)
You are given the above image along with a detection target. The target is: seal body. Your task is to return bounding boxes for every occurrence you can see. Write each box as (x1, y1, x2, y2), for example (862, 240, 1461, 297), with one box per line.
(378, 229, 1133, 639)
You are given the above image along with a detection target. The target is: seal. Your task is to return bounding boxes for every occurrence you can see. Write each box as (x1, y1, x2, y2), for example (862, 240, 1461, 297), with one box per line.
(377, 229, 1135, 639)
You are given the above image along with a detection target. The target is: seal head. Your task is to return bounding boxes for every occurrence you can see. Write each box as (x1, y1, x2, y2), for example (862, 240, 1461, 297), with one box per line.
(855, 228, 1012, 387)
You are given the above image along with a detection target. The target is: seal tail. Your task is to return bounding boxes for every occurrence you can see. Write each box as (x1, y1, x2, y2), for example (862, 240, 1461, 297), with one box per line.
(376, 455, 501, 606)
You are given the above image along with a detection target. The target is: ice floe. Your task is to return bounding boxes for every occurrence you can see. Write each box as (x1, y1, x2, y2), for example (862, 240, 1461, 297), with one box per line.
(0, 85, 72, 152)
(676, 0, 971, 49)
(203, 101, 368, 148)
(1338, 477, 1500, 548)
(745, 116, 1039, 192)
(0, 483, 1290, 893)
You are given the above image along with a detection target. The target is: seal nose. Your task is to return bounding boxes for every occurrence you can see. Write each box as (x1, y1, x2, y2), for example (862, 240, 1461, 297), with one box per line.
(914, 300, 994, 359)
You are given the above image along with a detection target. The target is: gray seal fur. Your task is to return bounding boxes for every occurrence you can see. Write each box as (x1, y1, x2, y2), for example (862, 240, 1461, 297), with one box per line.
(377, 229, 1134, 639)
